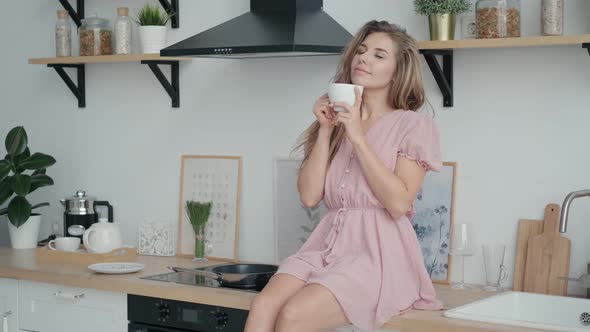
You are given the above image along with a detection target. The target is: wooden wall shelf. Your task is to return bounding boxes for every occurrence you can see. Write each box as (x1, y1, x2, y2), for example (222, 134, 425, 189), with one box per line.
(29, 54, 191, 108)
(417, 34, 590, 107)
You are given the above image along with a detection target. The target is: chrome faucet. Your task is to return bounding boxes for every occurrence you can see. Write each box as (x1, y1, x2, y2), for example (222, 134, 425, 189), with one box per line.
(559, 189, 590, 233)
(559, 190, 590, 298)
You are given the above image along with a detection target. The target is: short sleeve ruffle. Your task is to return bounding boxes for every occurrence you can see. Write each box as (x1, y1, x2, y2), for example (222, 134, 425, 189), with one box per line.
(397, 114, 442, 172)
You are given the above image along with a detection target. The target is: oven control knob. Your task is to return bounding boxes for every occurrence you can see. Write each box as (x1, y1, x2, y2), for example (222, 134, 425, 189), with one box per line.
(158, 303, 171, 320)
(215, 311, 228, 327)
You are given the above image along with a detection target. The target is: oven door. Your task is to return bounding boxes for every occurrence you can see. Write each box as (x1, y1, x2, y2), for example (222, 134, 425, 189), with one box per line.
(129, 322, 198, 332)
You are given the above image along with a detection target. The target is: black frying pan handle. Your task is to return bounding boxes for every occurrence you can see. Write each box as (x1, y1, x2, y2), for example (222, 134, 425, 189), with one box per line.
(166, 266, 223, 281)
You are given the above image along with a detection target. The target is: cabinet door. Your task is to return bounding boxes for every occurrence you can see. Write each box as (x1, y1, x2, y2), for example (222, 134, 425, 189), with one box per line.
(0, 278, 18, 332)
(18, 280, 126, 332)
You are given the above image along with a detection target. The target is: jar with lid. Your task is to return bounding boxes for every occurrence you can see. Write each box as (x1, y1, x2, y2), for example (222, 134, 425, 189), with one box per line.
(79, 14, 113, 56)
(476, 0, 521, 39)
(55, 10, 72, 57)
(114, 7, 132, 54)
(542, 0, 564, 36)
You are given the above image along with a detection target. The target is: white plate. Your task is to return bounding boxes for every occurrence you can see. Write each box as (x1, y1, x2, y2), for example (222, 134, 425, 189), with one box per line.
(88, 262, 145, 274)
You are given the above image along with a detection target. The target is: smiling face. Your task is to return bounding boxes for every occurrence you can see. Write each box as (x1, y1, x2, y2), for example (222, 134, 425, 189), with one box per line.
(350, 32, 398, 90)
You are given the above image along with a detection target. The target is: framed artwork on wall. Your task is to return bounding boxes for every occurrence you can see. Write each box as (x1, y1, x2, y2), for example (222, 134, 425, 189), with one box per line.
(273, 158, 328, 264)
(177, 155, 242, 262)
(412, 162, 457, 284)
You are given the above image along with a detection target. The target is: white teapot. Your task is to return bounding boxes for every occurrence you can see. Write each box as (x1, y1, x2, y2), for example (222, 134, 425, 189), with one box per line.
(82, 218, 123, 253)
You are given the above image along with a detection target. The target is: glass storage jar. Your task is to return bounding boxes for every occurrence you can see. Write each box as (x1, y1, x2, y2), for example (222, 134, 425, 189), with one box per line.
(55, 10, 72, 57)
(476, 0, 521, 39)
(541, 0, 564, 36)
(114, 7, 132, 54)
(79, 14, 113, 56)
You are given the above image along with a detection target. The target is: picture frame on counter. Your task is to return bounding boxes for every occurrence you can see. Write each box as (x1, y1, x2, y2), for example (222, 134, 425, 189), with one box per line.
(177, 155, 242, 262)
(273, 157, 457, 285)
(413, 161, 457, 284)
(273, 157, 328, 264)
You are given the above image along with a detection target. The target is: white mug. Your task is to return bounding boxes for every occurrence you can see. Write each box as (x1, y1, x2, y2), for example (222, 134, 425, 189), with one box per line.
(48, 237, 81, 252)
(328, 83, 364, 112)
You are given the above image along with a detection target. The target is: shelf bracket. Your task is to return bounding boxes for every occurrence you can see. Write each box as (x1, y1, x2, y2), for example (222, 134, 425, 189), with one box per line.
(58, 0, 84, 28)
(159, 0, 179, 28)
(420, 49, 454, 108)
(583, 43, 590, 57)
(47, 64, 86, 108)
(141, 60, 180, 108)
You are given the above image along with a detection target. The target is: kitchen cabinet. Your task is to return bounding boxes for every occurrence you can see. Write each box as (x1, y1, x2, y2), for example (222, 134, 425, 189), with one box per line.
(0, 278, 18, 332)
(18, 280, 126, 332)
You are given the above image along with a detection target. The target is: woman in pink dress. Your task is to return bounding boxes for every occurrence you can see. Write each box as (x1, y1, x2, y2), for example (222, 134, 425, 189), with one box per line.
(245, 20, 443, 332)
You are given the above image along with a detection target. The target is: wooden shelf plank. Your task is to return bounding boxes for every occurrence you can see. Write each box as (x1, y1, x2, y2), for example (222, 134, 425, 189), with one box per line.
(28, 54, 191, 65)
(419, 34, 590, 50)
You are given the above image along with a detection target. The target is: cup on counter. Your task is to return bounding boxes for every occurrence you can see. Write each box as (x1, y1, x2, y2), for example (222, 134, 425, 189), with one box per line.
(48, 237, 81, 252)
(328, 83, 364, 112)
(482, 244, 508, 291)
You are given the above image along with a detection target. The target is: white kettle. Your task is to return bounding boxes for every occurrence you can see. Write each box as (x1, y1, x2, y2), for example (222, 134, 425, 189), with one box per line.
(82, 218, 123, 253)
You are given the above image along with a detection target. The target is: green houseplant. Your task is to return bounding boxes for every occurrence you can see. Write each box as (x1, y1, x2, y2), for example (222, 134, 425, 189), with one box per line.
(414, 0, 471, 41)
(135, 3, 175, 54)
(185, 200, 212, 261)
(0, 126, 56, 248)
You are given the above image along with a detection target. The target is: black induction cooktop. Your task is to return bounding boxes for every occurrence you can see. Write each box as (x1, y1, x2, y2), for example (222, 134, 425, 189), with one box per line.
(141, 264, 263, 293)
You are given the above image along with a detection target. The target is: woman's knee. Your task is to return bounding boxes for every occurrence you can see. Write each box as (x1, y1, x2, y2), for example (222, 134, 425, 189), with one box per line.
(249, 293, 279, 314)
(275, 300, 305, 327)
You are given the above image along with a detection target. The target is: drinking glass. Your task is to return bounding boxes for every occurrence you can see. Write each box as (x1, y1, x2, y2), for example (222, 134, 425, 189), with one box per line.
(450, 223, 474, 289)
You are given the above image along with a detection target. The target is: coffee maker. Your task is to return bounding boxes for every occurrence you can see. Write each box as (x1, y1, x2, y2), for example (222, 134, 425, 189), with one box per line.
(60, 190, 113, 238)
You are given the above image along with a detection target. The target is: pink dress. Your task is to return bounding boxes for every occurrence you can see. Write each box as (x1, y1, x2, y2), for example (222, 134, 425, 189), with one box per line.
(276, 110, 444, 331)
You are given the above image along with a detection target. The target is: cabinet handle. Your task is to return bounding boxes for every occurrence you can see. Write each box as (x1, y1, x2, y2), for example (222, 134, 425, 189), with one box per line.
(53, 291, 85, 300)
(2, 310, 11, 332)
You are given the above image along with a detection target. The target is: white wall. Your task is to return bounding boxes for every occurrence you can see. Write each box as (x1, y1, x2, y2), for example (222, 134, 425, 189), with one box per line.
(1, 0, 590, 295)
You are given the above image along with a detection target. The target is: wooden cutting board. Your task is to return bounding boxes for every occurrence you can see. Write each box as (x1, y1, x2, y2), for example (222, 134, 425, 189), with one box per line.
(512, 219, 543, 291)
(523, 203, 571, 295)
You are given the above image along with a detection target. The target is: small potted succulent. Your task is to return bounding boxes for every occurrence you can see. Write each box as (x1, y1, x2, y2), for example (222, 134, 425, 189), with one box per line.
(0, 126, 56, 249)
(135, 3, 175, 54)
(414, 0, 471, 41)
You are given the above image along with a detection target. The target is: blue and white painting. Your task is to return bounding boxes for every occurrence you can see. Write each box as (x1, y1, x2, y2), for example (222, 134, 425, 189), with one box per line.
(274, 158, 456, 284)
(412, 162, 456, 283)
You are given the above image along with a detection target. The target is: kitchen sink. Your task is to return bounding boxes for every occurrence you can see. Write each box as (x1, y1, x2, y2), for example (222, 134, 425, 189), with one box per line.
(444, 291, 590, 331)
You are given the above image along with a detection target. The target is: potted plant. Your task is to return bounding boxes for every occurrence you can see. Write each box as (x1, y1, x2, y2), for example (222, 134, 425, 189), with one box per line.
(0, 126, 56, 249)
(135, 3, 174, 54)
(414, 0, 471, 41)
(185, 200, 212, 261)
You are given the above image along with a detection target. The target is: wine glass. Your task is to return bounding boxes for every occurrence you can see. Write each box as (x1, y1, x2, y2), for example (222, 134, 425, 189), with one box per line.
(449, 223, 474, 289)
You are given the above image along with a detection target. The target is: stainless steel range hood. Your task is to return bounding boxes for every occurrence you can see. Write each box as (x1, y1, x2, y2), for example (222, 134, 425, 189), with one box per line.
(160, 0, 352, 58)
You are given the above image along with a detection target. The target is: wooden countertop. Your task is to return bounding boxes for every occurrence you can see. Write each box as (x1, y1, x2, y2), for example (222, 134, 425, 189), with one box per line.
(0, 248, 542, 332)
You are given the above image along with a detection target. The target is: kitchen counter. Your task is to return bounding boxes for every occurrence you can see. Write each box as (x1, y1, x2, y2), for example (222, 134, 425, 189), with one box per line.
(0, 248, 542, 332)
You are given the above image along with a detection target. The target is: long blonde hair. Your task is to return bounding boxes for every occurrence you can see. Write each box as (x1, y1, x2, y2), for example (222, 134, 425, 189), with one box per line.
(293, 20, 425, 169)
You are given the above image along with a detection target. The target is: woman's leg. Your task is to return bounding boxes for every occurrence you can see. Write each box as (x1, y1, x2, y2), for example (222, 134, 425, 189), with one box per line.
(244, 273, 306, 332)
(275, 283, 350, 332)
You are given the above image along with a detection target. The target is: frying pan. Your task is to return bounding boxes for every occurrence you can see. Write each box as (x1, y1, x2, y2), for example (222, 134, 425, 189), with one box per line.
(168, 263, 278, 289)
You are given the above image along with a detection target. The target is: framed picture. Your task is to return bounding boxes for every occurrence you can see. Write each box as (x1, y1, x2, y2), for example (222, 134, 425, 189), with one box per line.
(273, 158, 328, 264)
(177, 155, 242, 262)
(273, 158, 457, 285)
(412, 162, 457, 284)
